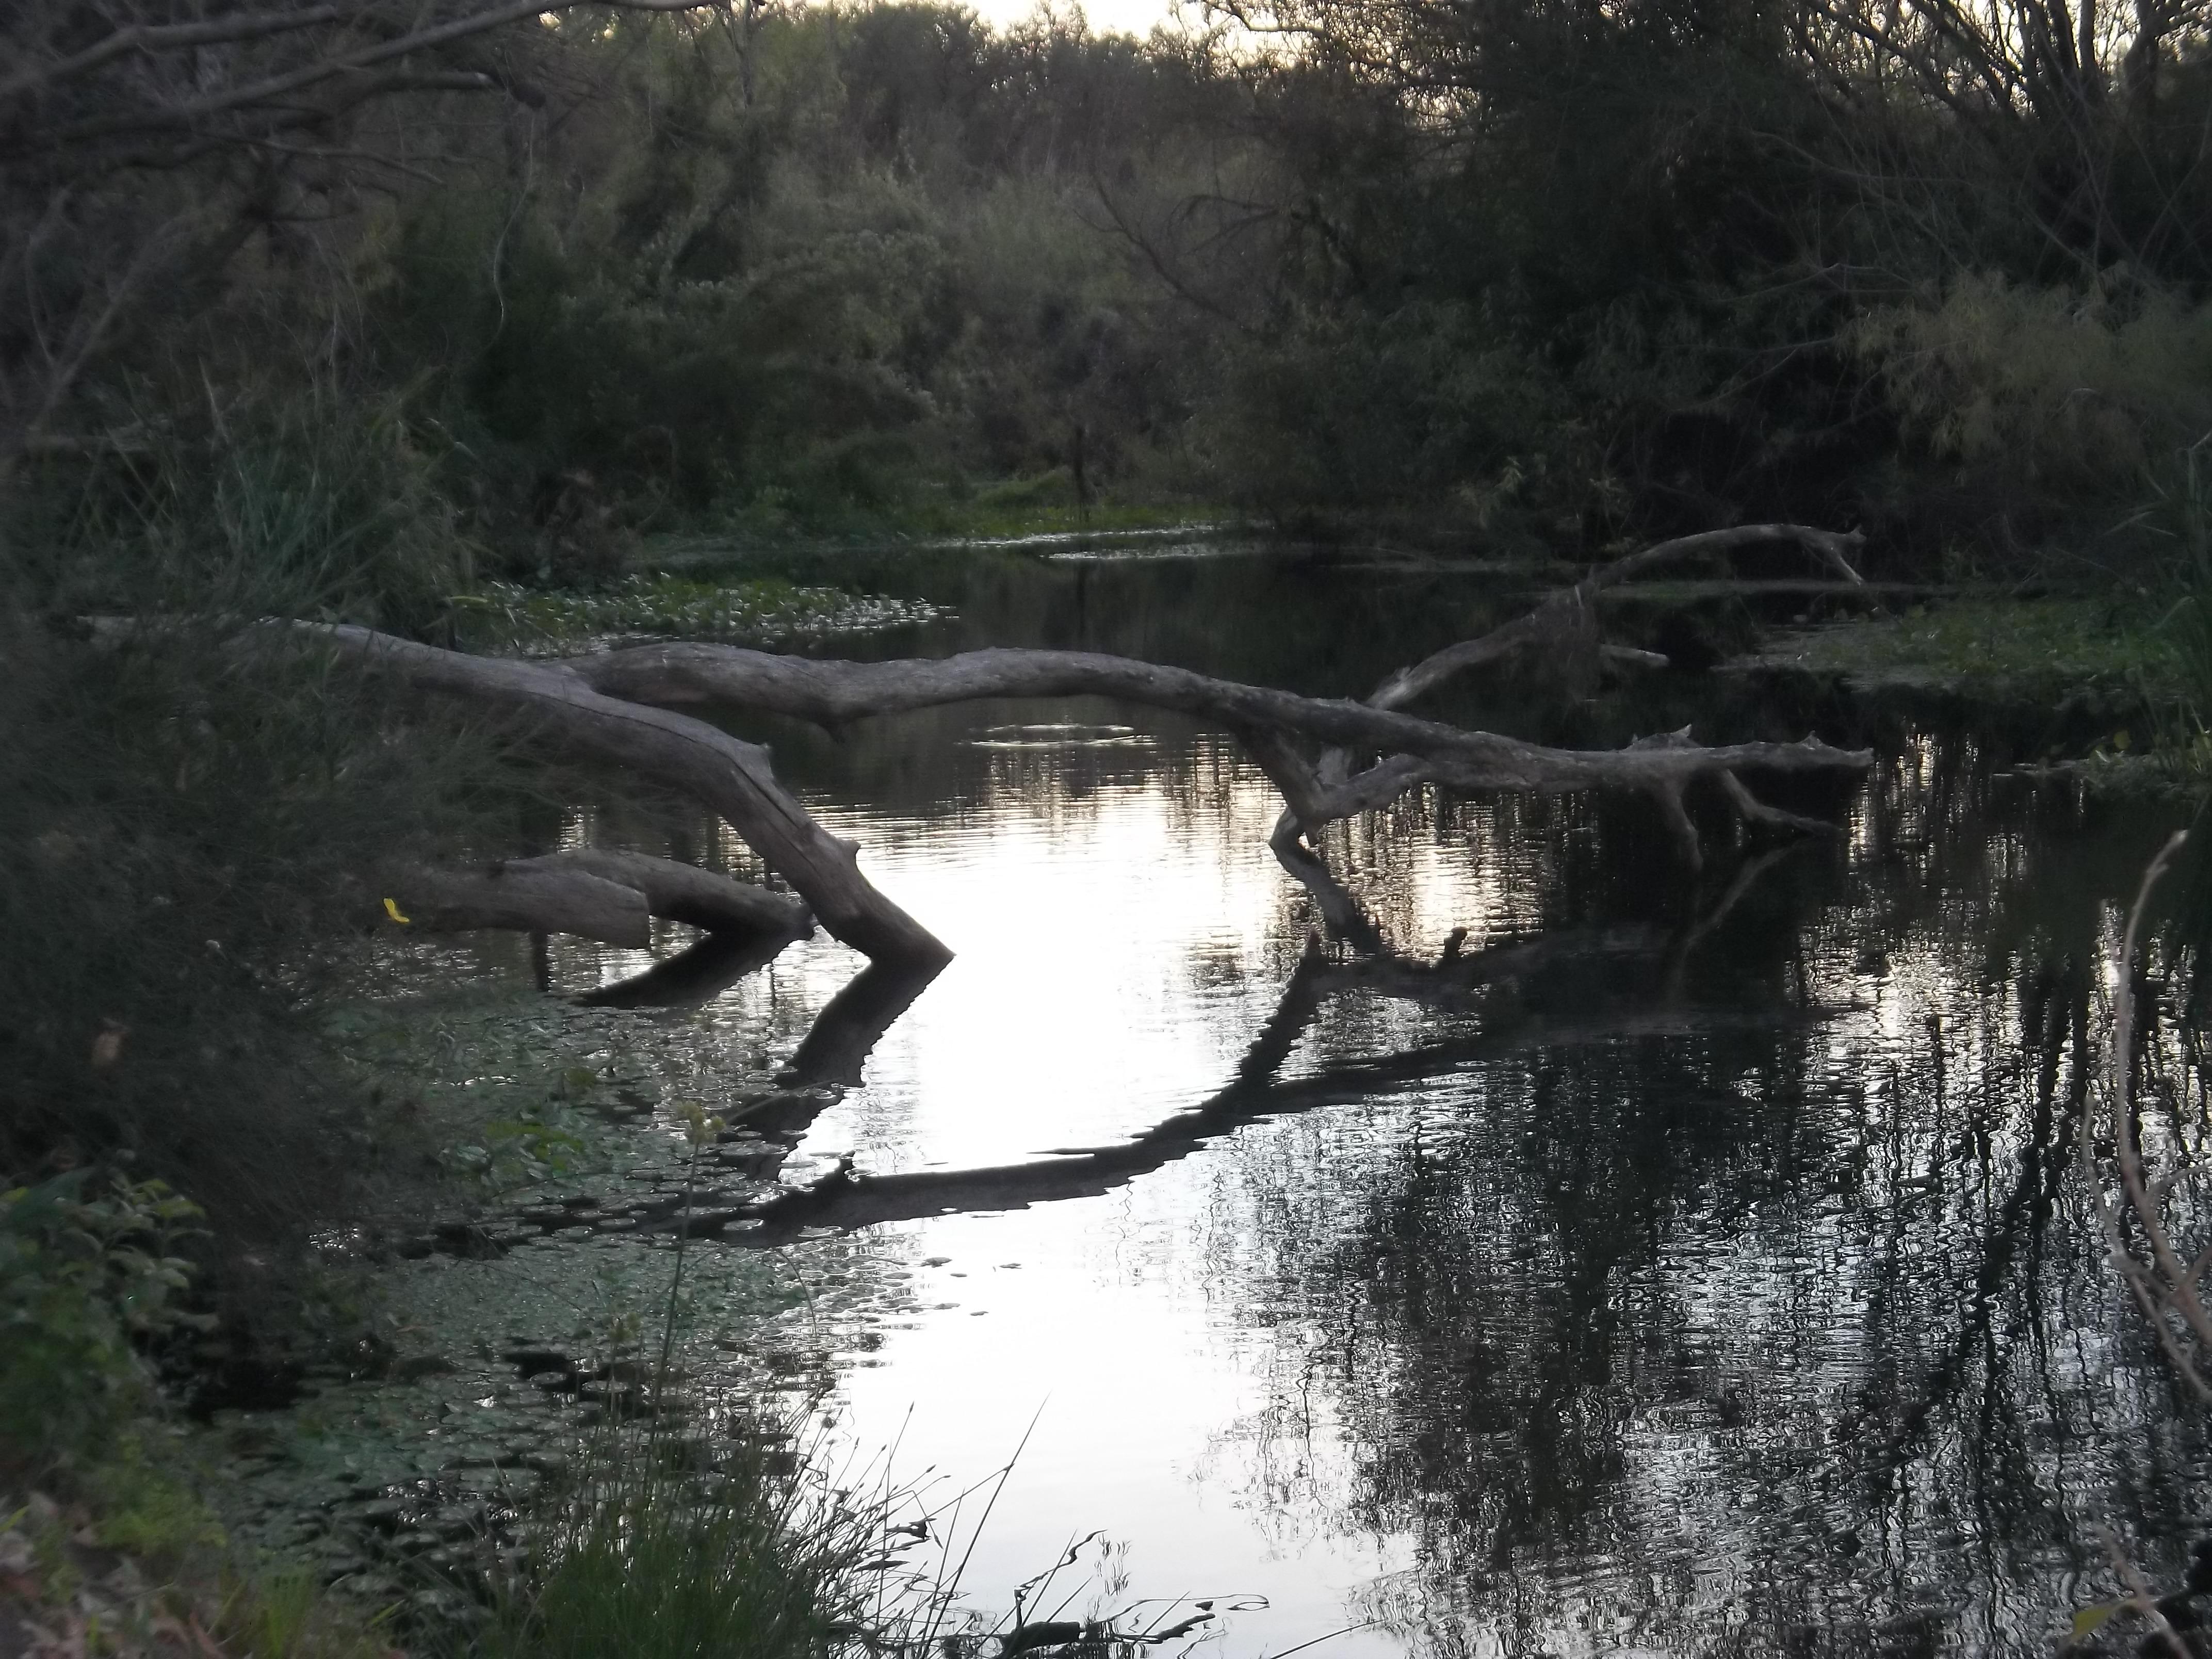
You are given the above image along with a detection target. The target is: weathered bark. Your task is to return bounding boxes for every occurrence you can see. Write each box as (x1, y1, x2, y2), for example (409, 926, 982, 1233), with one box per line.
(389, 860, 653, 948)
(1249, 524, 1864, 906)
(384, 851, 809, 951)
(558, 642, 1868, 798)
(98, 526, 1875, 975)
(522, 849, 809, 936)
(557, 524, 1870, 928)
(284, 536, 1868, 963)
(312, 626, 952, 965)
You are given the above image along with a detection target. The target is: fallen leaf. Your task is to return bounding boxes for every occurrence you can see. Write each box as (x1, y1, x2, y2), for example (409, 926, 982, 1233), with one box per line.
(2070, 1601, 2122, 1640)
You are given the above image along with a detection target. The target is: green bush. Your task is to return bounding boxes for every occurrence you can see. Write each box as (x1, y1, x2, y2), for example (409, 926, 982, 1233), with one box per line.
(1201, 299, 1589, 527)
(0, 1170, 211, 1463)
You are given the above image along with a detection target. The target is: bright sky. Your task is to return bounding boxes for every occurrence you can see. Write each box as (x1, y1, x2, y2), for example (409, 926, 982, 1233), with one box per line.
(968, 0, 1207, 42)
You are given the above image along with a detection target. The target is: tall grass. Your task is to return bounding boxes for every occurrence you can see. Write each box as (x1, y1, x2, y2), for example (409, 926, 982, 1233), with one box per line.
(476, 1107, 950, 1659)
(20, 385, 474, 633)
(476, 1412, 918, 1659)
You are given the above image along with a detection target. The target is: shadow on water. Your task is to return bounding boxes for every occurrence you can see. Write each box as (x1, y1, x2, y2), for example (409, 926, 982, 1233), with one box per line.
(387, 544, 2212, 1654)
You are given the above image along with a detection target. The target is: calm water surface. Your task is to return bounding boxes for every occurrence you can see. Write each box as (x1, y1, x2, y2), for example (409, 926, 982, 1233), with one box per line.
(383, 543, 2212, 1655)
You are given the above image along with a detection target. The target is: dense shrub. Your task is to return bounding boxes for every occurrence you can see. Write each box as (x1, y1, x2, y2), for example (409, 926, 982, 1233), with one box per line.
(0, 401, 536, 1264)
(1850, 273, 2212, 496)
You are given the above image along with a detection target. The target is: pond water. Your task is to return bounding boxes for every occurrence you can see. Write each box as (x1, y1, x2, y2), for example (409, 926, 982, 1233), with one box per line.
(247, 539, 2212, 1657)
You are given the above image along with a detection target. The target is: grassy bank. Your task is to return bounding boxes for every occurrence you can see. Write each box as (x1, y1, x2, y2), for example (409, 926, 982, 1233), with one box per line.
(2, 1386, 934, 1659)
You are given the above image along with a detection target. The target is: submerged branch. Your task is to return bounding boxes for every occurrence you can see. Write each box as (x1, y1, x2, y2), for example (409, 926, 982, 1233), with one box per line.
(1365, 524, 1865, 715)
(1258, 522, 1865, 913)
(2080, 830, 2210, 1395)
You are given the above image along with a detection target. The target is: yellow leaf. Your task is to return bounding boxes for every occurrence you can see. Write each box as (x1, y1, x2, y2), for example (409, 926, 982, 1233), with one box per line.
(2070, 1602, 2122, 1640)
(383, 898, 411, 925)
(2112, 729, 2132, 752)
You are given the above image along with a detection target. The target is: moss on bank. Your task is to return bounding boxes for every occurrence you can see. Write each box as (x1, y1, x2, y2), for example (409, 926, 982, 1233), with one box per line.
(1726, 589, 2212, 791)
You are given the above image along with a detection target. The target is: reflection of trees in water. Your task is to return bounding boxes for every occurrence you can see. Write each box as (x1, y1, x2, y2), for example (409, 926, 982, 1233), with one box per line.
(1193, 760, 2208, 1656)
(531, 701, 2204, 1653)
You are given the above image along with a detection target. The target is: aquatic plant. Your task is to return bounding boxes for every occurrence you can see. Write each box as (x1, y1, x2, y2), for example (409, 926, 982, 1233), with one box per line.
(450, 575, 944, 654)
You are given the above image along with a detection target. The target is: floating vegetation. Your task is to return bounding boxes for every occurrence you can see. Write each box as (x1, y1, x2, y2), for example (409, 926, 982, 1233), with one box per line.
(452, 575, 947, 655)
(1042, 533, 1262, 563)
(1748, 596, 2176, 700)
(966, 723, 1152, 751)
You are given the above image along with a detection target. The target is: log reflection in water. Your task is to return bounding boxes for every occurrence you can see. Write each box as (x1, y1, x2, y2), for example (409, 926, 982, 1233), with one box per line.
(731, 854, 1836, 1240)
(575, 924, 810, 1009)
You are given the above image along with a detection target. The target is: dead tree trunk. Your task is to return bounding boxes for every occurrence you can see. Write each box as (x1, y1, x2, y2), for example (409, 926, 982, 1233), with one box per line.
(309, 627, 953, 964)
(1255, 523, 1865, 914)
(553, 524, 1871, 928)
(233, 523, 1873, 970)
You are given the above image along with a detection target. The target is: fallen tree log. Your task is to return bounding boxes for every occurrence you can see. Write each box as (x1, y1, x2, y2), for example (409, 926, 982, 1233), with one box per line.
(305, 627, 953, 965)
(566, 635, 1866, 783)
(560, 638, 1868, 882)
(1250, 524, 1866, 911)
(314, 621, 1867, 947)
(287, 530, 1869, 963)
(515, 848, 809, 936)
(387, 859, 651, 948)
(549, 523, 1872, 916)
(86, 523, 1872, 974)
(382, 851, 811, 951)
